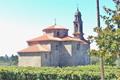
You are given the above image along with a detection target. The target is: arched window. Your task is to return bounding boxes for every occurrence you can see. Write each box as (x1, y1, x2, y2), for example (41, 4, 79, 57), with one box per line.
(56, 32, 59, 36)
(75, 24, 78, 32)
(56, 45, 58, 50)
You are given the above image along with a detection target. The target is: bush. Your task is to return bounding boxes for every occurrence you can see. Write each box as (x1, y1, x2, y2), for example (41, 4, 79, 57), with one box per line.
(0, 65, 119, 80)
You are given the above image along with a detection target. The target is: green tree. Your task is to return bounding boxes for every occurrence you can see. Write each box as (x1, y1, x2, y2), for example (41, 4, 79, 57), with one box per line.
(89, 27, 120, 80)
(10, 55, 18, 65)
(89, 1, 120, 80)
(102, 0, 120, 66)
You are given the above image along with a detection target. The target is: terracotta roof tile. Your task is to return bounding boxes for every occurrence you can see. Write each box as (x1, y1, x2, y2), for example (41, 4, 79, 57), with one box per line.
(27, 34, 89, 44)
(43, 25, 68, 31)
(28, 34, 62, 42)
(18, 44, 51, 53)
(62, 36, 80, 41)
(62, 36, 89, 44)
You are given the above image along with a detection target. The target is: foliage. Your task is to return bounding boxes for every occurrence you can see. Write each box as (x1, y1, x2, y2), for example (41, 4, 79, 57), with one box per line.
(0, 55, 18, 66)
(102, 0, 120, 28)
(105, 55, 116, 66)
(98, 0, 120, 59)
(88, 0, 120, 66)
(89, 27, 120, 66)
(0, 65, 119, 80)
(90, 56, 99, 65)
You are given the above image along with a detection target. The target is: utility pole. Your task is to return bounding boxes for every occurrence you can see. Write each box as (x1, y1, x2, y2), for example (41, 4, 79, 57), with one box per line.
(96, 0, 105, 80)
(97, 0, 100, 27)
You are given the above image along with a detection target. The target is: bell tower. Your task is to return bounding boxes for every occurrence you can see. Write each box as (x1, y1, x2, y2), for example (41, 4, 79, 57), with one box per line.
(73, 8, 84, 40)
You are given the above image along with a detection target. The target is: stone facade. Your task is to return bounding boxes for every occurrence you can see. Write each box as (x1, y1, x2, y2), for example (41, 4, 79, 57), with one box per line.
(18, 8, 90, 67)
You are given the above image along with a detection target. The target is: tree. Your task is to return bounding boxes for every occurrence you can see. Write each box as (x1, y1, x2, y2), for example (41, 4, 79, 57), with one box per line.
(10, 55, 18, 65)
(89, 27, 120, 80)
(89, 1, 120, 80)
(102, 0, 120, 66)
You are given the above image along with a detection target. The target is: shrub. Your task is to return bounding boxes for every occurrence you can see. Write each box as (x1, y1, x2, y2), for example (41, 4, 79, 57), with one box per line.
(0, 65, 119, 80)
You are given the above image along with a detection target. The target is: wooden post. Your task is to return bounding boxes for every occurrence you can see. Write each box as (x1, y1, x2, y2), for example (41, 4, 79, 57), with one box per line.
(96, 0, 105, 80)
(97, 0, 100, 27)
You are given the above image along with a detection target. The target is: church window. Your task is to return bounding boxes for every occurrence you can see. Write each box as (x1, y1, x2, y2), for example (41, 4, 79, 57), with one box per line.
(76, 24, 78, 27)
(56, 45, 58, 50)
(75, 24, 78, 32)
(56, 32, 59, 36)
(65, 31, 68, 36)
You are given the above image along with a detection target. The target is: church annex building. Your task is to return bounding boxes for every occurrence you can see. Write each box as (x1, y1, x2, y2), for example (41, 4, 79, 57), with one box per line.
(18, 9, 90, 67)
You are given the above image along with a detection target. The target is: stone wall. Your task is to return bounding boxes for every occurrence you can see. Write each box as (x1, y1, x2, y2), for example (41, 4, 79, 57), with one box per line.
(72, 43, 90, 65)
(43, 29, 68, 38)
(18, 52, 50, 67)
(59, 42, 73, 66)
(53, 30, 68, 38)
(18, 41, 90, 67)
(80, 44, 90, 65)
(18, 53, 42, 67)
(41, 53, 51, 66)
(50, 41, 61, 66)
(60, 41, 90, 66)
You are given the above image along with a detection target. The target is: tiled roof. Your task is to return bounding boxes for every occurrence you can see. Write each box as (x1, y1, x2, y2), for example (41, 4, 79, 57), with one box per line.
(28, 34, 62, 42)
(28, 34, 89, 44)
(43, 25, 68, 31)
(62, 36, 80, 41)
(62, 36, 89, 44)
(18, 44, 50, 53)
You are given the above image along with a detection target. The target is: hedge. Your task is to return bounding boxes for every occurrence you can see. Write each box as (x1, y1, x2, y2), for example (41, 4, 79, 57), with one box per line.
(0, 65, 119, 80)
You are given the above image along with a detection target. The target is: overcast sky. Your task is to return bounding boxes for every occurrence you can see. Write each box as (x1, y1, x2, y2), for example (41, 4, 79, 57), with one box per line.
(0, 0, 114, 56)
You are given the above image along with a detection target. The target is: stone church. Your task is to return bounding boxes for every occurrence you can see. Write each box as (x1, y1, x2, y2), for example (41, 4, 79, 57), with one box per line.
(18, 8, 90, 67)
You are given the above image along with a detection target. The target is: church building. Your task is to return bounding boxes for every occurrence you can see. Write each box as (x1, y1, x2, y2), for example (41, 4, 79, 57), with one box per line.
(18, 9, 90, 67)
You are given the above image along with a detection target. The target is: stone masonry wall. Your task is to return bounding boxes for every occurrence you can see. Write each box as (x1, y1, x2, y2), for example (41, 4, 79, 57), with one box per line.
(18, 53, 42, 67)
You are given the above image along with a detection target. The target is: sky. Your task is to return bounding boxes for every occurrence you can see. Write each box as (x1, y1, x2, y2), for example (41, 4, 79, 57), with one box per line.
(0, 0, 115, 56)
